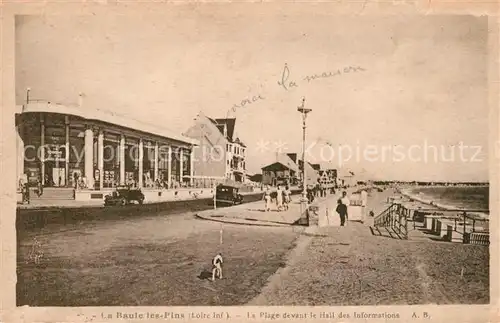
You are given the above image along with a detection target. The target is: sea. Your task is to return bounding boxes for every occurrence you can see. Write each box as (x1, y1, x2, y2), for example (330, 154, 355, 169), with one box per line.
(407, 186, 489, 211)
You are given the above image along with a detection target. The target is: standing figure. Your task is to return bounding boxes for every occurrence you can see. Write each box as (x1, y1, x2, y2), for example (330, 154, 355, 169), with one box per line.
(276, 185, 283, 212)
(336, 198, 347, 226)
(263, 187, 271, 212)
(282, 186, 289, 211)
(23, 182, 30, 204)
(360, 189, 368, 224)
(340, 191, 350, 224)
(307, 186, 314, 204)
(73, 172, 79, 190)
(37, 177, 43, 197)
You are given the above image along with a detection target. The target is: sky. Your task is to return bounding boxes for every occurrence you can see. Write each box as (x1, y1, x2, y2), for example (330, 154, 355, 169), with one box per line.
(15, 12, 489, 182)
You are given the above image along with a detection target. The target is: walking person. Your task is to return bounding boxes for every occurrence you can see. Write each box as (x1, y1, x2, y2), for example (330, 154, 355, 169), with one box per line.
(276, 185, 283, 212)
(286, 185, 292, 203)
(307, 185, 314, 204)
(263, 187, 271, 212)
(37, 177, 43, 197)
(340, 191, 350, 224)
(73, 172, 79, 189)
(336, 198, 347, 226)
(22, 182, 30, 204)
(282, 185, 291, 211)
(360, 189, 368, 224)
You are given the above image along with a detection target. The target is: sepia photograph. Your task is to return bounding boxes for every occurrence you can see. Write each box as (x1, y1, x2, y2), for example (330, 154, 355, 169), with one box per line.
(12, 10, 491, 312)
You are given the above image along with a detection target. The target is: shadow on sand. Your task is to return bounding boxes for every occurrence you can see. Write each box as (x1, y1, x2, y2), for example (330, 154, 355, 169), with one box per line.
(197, 269, 213, 281)
(369, 226, 404, 240)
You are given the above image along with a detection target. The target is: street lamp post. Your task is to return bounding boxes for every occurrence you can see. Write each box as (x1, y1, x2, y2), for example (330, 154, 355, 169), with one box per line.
(297, 97, 312, 220)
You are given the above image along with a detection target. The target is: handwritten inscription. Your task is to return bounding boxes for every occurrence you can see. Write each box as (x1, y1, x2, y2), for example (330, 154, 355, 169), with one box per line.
(278, 63, 366, 90)
(230, 94, 265, 113)
(278, 63, 299, 91)
(303, 66, 366, 82)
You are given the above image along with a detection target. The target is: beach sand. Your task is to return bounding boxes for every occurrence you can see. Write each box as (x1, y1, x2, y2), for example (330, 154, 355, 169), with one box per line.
(251, 187, 489, 305)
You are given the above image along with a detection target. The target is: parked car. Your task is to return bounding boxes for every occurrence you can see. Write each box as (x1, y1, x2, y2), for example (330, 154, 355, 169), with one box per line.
(104, 187, 145, 206)
(215, 184, 243, 205)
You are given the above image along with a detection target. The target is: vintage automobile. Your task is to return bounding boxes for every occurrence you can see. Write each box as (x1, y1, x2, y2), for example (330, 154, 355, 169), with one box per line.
(215, 184, 244, 205)
(104, 187, 145, 206)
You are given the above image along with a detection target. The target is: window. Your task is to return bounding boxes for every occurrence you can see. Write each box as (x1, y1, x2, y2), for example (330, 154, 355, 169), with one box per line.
(158, 145, 169, 183)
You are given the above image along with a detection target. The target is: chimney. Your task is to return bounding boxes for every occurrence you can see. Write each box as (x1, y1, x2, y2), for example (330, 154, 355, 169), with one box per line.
(78, 92, 85, 107)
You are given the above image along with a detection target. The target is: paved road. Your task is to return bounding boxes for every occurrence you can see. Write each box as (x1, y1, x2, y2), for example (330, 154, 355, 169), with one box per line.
(17, 193, 267, 238)
(17, 201, 303, 306)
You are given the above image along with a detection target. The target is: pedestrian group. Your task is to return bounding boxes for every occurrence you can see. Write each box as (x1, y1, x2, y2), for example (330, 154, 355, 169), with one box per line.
(262, 185, 292, 212)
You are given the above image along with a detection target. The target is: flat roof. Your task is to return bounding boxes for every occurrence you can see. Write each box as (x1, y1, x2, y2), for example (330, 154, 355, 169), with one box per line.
(17, 101, 198, 146)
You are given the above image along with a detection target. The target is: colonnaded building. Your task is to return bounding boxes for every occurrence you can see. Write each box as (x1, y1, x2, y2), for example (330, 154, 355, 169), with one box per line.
(15, 95, 210, 202)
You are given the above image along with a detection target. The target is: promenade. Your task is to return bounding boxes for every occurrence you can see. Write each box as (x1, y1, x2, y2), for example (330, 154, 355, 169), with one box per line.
(196, 193, 332, 227)
(248, 188, 489, 305)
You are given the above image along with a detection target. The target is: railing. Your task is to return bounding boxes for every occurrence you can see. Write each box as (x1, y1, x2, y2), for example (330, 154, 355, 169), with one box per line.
(373, 203, 409, 239)
(411, 208, 489, 232)
(375, 203, 489, 245)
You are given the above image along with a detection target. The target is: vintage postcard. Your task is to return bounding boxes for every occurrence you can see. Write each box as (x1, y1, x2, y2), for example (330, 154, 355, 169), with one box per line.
(0, 1, 498, 323)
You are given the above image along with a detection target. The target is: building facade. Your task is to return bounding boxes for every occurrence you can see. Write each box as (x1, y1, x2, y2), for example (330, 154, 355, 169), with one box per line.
(338, 170, 356, 187)
(261, 153, 321, 187)
(16, 100, 198, 194)
(261, 153, 299, 186)
(184, 112, 247, 184)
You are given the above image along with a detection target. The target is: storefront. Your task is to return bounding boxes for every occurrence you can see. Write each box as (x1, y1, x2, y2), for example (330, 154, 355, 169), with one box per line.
(16, 101, 198, 195)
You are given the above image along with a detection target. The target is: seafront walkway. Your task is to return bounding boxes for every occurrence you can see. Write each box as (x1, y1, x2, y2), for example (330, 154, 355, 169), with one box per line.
(247, 188, 489, 305)
(196, 191, 337, 227)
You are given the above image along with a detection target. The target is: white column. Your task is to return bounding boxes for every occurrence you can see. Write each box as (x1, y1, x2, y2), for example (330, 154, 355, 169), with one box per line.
(16, 123, 24, 181)
(40, 117, 45, 185)
(190, 147, 194, 186)
(98, 130, 104, 190)
(167, 146, 172, 187)
(154, 142, 159, 182)
(120, 134, 125, 185)
(138, 138, 144, 188)
(65, 116, 70, 186)
(84, 126, 94, 189)
(179, 148, 184, 185)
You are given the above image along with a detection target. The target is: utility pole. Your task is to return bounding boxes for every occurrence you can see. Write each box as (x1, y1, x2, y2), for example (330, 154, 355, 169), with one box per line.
(297, 97, 312, 219)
